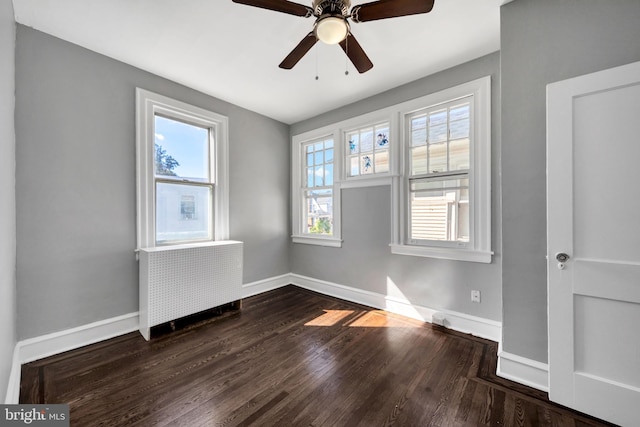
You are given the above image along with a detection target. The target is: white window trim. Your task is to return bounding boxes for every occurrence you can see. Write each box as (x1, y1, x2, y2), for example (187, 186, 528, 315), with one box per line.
(135, 88, 229, 250)
(291, 130, 342, 247)
(390, 76, 492, 263)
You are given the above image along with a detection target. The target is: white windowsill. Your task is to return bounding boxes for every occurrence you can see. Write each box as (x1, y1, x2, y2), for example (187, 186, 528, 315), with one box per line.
(390, 244, 493, 263)
(140, 240, 243, 253)
(292, 235, 343, 248)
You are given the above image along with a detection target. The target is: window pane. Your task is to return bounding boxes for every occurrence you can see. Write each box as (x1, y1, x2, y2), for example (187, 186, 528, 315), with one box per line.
(410, 177, 469, 242)
(314, 150, 324, 165)
(429, 123, 447, 144)
(429, 110, 447, 126)
(350, 156, 359, 176)
(154, 115, 209, 181)
(361, 155, 373, 174)
(361, 129, 374, 152)
(411, 146, 428, 175)
(156, 182, 211, 243)
(375, 150, 389, 173)
(314, 165, 324, 186)
(304, 189, 332, 235)
(411, 116, 427, 146)
(348, 133, 359, 154)
(325, 163, 334, 186)
(450, 104, 470, 121)
(306, 152, 314, 167)
(326, 148, 334, 163)
(449, 138, 470, 171)
(307, 167, 314, 188)
(450, 119, 470, 140)
(428, 143, 447, 173)
(375, 126, 390, 148)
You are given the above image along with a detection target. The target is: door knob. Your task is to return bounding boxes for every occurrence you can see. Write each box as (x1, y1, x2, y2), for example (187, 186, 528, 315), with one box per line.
(555, 253, 570, 262)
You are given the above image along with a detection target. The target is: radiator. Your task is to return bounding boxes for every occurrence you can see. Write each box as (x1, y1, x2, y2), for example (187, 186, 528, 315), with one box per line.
(138, 240, 243, 340)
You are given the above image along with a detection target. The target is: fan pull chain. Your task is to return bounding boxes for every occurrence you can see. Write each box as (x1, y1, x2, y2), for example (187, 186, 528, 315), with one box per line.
(344, 35, 349, 76)
(315, 44, 319, 81)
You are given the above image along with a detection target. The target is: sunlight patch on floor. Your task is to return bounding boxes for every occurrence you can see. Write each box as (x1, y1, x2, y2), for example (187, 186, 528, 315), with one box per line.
(305, 310, 354, 326)
(305, 309, 423, 328)
(347, 310, 423, 328)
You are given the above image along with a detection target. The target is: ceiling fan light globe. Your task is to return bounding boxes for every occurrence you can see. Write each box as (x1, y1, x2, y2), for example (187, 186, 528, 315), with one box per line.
(315, 17, 348, 45)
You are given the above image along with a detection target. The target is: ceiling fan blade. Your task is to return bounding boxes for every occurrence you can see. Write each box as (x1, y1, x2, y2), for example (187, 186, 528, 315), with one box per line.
(351, 0, 435, 23)
(232, 0, 312, 17)
(339, 33, 373, 73)
(279, 32, 318, 69)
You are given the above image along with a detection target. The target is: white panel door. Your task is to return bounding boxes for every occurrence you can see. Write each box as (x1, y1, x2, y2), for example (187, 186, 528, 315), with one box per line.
(547, 60, 640, 427)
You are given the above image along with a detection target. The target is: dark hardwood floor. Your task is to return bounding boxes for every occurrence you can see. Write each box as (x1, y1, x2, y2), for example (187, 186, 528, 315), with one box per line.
(21, 285, 614, 426)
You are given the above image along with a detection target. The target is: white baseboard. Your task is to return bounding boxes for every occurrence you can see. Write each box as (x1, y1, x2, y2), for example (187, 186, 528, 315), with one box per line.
(242, 274, 290, 298)
(5, 312, 139, 404)
(18, 312, 139, 365)
(4, 345, 21, 404)
(497, 349, 549, 392)
(14, 272, 293, 368)
(289, 273, 502, 342)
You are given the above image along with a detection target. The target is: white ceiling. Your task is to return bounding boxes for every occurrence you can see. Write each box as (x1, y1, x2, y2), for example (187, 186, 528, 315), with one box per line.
(12, 0, 502, 124)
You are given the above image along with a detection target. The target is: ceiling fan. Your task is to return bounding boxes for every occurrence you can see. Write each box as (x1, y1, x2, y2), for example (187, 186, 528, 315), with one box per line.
(232, 0, 435, 73)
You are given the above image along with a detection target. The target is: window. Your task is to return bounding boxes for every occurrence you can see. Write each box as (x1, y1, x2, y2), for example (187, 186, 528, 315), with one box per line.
(346, 122, 390, 177)
(407, 100, 471, 244)
(136, 89, 229, 249)
(391, 77, 492, 263)
(292, 133, 342, 247)
(291, 78, 490, 260)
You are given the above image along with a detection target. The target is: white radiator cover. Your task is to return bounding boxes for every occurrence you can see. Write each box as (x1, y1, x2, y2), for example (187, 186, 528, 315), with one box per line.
(139, 240, 243, 340)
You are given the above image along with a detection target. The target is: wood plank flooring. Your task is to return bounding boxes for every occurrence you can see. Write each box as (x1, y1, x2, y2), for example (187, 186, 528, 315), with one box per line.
(20, 285, 615, 426)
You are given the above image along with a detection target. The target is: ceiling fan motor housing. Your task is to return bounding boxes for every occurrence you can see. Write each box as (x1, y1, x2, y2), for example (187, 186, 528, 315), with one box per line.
(312, 0, 351, 17)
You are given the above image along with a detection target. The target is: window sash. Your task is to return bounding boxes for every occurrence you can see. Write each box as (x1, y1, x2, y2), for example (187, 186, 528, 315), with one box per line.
(303, 189, 333, 235)
(407, 98, 471, 179)
(301, 138, 334, 236)
(153, 114, 214, 184)
(154, 180, 214, 245)
(408, 174, 470, 246)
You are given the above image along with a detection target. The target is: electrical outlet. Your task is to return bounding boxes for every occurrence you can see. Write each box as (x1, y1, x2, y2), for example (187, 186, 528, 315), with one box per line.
(471, 290, 481, 303)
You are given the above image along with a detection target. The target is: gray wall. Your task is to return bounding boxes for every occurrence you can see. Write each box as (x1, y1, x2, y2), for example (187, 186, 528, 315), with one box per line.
(15, 26, 290, 340)
(290, 53, 502, 321)
(500, 0, 640, 362)
(0, 0, 16, 402)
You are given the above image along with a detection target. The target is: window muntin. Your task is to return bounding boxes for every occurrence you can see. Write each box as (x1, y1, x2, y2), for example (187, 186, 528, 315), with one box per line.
(407, 98, 472, 247)
(303, 138, 334, 235)
(346, 122, 390, 177)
